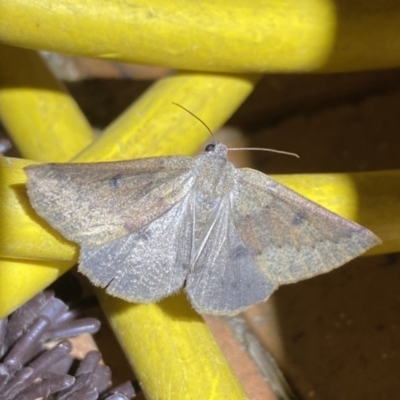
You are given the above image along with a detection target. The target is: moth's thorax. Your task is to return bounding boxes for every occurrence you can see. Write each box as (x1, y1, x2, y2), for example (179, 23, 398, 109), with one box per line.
(192, 143, 235, 246)
(194, 143, 235, 201)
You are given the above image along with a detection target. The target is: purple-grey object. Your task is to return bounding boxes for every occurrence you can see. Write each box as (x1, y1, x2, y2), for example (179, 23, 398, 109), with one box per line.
(13, 375, 75, 400)
(102, 381, 136, 399)
(45, 318, 101, 341)
(0, 319, 7, 358)
(5, 292, 53, 349)
(4, 317, 51, 372)
(76, 351, 102, 375)
(0, 290, 135, 399)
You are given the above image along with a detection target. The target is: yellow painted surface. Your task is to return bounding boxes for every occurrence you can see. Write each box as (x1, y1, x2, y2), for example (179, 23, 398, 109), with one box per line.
(73, 72, 261, 161)
(0, 43, 87, 317)
(0, 156, 77, 261)
(0, 0, 337, 72)
(2, 0, 400, 72)
(98, 290, 248, 399)
(0, 258, 72, 317)
(0, 44, 94, 162)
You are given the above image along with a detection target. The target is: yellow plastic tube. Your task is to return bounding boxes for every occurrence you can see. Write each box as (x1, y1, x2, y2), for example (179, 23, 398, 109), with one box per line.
(0, 43, 91, 314)
(0, 43, 92, 314)
(72, 72, 261, 161)
(0, 44, 95, 162)
(0, 155, 76, 258)
(2, 0, 400, 72)
(0, 0, 336, 72)
(98, 290, 249, 399)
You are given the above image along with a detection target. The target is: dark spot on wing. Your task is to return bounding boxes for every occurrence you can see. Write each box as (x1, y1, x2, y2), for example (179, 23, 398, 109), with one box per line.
(110, 173, 123, 188)
(292, 210, 307, 226)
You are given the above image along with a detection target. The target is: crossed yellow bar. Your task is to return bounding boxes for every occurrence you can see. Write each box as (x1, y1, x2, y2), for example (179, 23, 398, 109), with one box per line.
(1, 1, 400, 399)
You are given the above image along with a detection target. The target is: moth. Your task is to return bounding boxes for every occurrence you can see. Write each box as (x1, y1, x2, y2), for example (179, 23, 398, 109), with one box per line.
(25, 142, 381, 315)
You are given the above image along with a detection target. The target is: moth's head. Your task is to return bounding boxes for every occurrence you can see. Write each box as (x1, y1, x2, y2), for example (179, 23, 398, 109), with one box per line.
(203, 142, 228, 159)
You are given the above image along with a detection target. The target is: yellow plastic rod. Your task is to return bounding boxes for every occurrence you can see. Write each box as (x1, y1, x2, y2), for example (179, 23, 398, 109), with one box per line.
(0, 257, 73, 319)
(0, 44, 95, 162)
(0, 44, 89, 318)
(1, 0, 337, 72)
(2, 0, 400, 72)
(0, 157, 75, 315)
(98, 290, 248, 399)
(0, 156, 77, 262)
(72, 72, 261, 161)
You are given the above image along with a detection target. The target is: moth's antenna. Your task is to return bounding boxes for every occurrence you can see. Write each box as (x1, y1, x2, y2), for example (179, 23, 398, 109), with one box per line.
(229, 147, 299, 158)
(172, 102, 216, 140)
(171, 103, 298, 158)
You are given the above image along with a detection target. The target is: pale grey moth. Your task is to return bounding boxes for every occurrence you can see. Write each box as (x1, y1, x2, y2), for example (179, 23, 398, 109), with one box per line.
(25, 142, 381, 315)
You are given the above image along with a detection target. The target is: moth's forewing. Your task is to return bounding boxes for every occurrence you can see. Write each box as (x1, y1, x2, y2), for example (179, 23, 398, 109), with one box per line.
(79, 195, 194, 301)
(231, 168, 381, 284)
(25, 156, 195, 247)
(186, 197, 276, 315)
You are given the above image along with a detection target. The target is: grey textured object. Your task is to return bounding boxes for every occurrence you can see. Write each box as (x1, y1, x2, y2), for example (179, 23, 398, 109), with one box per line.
(25, 143, 381, 315)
